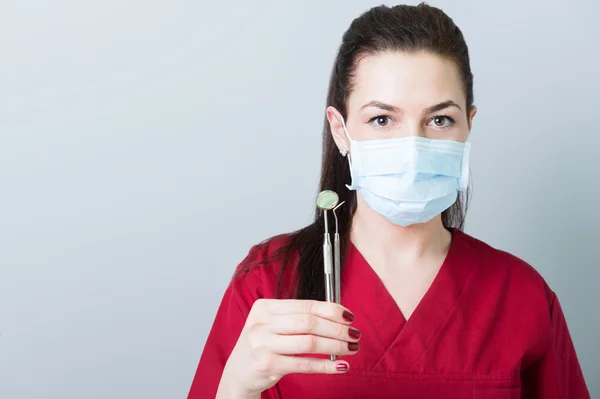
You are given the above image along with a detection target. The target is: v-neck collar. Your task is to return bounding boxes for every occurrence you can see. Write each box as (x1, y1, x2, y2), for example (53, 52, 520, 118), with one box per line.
(341, 228, 478, 372)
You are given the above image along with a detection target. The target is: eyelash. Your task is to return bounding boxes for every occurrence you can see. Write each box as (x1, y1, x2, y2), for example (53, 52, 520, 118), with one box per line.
(368, 115, 393, 128)
(367, 114, 456, 129)
(428, 115, 456, 129)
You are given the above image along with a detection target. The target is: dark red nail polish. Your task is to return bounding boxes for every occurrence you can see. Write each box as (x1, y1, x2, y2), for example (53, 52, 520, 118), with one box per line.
(348, 327, 361, 340)
(348, 342, 360, 351)
(342, 311, 355, 322)
(336, 363, 349, 372)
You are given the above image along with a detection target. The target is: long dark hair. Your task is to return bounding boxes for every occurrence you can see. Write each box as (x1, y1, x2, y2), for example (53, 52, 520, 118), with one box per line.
(236, 3, 474, 300)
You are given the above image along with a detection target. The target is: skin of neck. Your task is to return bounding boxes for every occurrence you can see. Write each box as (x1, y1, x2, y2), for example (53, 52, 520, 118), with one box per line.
(349, 193, 452, 270)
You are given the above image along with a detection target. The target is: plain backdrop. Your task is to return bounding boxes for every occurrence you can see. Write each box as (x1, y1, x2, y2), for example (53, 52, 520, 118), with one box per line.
(1, 0, 598, 398)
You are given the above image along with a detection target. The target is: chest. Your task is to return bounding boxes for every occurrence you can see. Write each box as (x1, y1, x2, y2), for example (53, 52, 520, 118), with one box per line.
(282, 237, 546, 399)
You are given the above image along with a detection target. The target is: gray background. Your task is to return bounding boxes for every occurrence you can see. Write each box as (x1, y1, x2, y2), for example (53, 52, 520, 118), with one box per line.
(1, 0, 598, 398)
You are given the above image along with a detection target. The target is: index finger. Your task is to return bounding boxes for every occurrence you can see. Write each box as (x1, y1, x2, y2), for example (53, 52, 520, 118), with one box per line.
(253, 299, 355, 324)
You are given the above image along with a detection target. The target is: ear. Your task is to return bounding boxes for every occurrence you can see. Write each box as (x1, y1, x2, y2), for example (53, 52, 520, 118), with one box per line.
(467, 105, 477, 132)
(326, 106, 350, 153)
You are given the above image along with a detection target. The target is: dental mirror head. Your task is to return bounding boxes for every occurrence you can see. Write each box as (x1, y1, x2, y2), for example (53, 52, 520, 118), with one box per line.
(316, 190, 339, 211)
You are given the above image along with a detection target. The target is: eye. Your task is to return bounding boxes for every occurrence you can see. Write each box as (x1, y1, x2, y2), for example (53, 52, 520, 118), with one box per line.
(368, 115, 392, 128)
(427, 115, 455, 129)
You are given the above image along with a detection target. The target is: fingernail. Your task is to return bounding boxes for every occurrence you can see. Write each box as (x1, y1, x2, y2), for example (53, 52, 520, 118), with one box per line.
(348, 327, 361, 340)
(336, 363, 349, 372)
(348, 342, 360, 351)
(342, 311, 355, 322)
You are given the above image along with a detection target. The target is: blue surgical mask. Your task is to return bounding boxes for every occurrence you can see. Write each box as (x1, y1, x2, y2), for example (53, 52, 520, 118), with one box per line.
(340, 116, 471, 227)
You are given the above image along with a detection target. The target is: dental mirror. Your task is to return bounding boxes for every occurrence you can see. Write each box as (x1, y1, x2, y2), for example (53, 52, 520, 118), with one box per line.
(316, 190, 340, 361)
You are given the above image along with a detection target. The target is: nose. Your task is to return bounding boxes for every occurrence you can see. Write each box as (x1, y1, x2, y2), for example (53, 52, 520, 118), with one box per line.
(400, 120, 426, 139)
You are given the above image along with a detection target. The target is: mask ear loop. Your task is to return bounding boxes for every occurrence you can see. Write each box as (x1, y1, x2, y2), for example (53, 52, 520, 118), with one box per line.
(459, 141, 471, 192)
(339, 115, 357, 191)
(339, 115, 353, 163)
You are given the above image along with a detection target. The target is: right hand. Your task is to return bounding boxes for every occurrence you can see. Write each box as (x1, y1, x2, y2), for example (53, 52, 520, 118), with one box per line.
(217, 299, 361, 398)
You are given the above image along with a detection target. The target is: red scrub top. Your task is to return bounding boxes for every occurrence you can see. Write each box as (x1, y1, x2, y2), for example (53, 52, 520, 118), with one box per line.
(188, 229, 590, 398)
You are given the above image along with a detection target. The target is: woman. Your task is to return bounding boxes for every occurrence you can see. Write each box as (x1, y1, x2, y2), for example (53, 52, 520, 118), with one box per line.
(188, 4, 590, 398)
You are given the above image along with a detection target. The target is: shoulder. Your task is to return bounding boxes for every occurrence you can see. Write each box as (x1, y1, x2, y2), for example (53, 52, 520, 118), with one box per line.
(455, 230, 575, 367)
(457, 229, 555, 307)
(229, 232, 298, 300)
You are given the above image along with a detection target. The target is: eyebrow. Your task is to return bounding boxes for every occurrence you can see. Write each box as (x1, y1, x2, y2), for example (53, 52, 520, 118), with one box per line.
(360, 101, 401, 112)
(360, 100, 462, 114)
(424, 100, 462, 114)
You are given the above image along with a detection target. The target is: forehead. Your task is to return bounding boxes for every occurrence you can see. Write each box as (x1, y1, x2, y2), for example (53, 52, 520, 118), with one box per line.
(348, 50, 465, 112)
